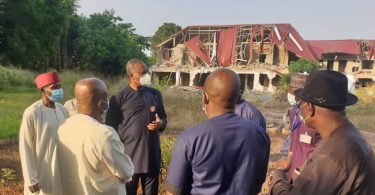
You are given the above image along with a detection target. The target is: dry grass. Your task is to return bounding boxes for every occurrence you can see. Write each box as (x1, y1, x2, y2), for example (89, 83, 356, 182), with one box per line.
(346, 86, 375, 132)
(161, 88, 207, 135)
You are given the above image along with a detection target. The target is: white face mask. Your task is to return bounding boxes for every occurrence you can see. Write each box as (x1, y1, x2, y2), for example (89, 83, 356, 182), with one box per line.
(287, 93, 297, 106)
(100, 100, 109, 114)
(202, 104, 208, 117)
(298, 103, 311, 124)
(139, 73, 151, 86)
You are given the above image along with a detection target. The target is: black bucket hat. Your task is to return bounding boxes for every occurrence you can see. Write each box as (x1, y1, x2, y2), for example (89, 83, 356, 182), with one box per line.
(295, 70, 358, 107)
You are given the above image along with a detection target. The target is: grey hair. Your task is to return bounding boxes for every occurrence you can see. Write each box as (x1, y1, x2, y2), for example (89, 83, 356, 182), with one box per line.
(125, 59, 147, 77)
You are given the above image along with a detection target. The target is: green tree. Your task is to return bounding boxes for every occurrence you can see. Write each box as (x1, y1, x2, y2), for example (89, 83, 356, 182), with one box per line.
(0, 0, 74, 70)
(149, 22, 181, 63)
(0, 0, 5, 47)
(279, 59, 320, 86)
(72, 10, 148, 74)
(288, 58, 320, 73)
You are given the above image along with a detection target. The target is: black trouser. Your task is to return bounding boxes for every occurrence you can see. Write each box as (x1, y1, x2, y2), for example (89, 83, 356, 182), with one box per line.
(126, 172, 159, 195)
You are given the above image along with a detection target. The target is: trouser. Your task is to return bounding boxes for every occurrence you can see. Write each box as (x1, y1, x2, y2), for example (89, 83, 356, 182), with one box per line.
(126, 172, 159, 195)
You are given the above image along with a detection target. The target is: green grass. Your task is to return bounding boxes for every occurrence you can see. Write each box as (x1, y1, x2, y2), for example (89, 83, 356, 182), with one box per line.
(0, 66, 129, 139)
(1, 66, 374, 140)
(0, 87, 39, 139)
(161, 88, 206, 134)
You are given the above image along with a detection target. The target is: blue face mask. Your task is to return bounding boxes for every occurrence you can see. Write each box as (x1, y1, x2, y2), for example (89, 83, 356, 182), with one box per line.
(47, 88, 64, 102)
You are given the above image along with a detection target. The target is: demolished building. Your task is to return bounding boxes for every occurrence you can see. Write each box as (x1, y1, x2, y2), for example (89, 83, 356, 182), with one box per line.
(150, 24, 375, 92)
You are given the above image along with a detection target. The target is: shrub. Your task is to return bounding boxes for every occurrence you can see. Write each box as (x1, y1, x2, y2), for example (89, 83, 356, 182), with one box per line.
(278, 74, 291, 86)
(0, 66, 35, 88)
(288, 59, 320, 73)
(152, 76, 170, 91)
(277, 59, 320, 88)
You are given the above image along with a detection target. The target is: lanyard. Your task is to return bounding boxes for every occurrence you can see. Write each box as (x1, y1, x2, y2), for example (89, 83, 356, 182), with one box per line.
(291, 108, 302, 132)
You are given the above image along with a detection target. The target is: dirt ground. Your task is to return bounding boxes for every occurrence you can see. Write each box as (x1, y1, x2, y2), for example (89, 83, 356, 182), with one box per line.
(1, 104, 375, 195)
(1, 132, 375, 195)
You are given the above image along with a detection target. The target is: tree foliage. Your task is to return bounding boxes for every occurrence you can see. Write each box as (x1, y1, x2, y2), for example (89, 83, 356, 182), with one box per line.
(278, 59, 320, 86)
(0, 0, 75, 70)
(288, 59, 320, 74)
(72, 10, 149, 74)
(0, 0, 5, 46)
(0, 2, 150, 74)
(150, 22, 181, 56)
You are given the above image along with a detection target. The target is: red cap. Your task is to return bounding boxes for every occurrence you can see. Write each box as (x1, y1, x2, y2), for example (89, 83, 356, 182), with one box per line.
(34, 72, 60, 89)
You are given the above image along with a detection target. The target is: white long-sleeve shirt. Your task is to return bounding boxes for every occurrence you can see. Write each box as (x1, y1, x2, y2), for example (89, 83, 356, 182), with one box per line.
(19, 100, 67, 195)
(57, 114, 134, 195)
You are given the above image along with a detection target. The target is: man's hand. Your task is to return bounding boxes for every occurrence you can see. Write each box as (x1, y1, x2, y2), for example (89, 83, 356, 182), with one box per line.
(147, 114, 162, 131)
(268, 152, 293, 186)
(28, 183, 40, 194)
(275, 152, 293, 171)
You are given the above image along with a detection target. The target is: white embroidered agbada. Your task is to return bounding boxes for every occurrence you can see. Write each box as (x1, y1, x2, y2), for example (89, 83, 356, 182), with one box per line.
(19, 100, 67, 195)
(57, 114, 134, 195)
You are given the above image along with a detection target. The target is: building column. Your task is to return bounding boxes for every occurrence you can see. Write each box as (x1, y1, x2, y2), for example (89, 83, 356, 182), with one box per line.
(189, 72, 196, 86)
(253, 73, 263, 91)
(175, 70, 181, 86)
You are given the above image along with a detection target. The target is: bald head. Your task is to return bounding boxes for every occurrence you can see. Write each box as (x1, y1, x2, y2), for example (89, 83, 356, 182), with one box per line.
(75, 78, 108, 117)
(204, 68, 241, 110)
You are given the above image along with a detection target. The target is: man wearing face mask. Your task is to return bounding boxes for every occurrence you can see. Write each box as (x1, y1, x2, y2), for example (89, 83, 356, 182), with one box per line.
(278, 73, 321, 181)
(165, 68, 270, 195)
(57, 78, 134, 195)
(269, 70, 375, 194)
(106, 59, 167, 195)
(19, 72, 67, 195)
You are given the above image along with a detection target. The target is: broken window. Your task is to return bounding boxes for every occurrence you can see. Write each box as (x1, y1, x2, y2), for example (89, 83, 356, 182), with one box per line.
(273, 45, 280, 65)
(259, 74, 270, 88)
(362, 60, 374, 69)
(288, 51, 299, 64)
(338, 60, 347, 72)
(352, 67, 359, 72)
(259, 54, 266, 63)
(327, 60, 334, 70)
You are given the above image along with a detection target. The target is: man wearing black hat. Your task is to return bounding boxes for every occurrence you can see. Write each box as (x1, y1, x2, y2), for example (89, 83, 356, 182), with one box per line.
(269, 70, 375, 194)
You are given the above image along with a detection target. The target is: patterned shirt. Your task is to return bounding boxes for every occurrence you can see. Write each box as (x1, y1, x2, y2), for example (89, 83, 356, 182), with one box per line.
(270, 121, 375, 194)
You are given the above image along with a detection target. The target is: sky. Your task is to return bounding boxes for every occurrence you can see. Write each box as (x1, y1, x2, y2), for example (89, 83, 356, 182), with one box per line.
(77, 0, 375, 40)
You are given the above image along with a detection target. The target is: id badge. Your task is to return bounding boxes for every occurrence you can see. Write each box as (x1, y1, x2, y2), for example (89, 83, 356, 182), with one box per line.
(300, 132, 312, 144)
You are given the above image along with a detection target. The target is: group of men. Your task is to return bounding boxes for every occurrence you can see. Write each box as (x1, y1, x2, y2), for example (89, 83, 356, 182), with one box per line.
(19, 58, 375, 195)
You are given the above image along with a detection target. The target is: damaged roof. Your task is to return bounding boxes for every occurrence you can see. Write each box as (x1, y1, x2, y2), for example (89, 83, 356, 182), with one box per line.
(307, 40, 361, 58)
(157, 23, 374, 66)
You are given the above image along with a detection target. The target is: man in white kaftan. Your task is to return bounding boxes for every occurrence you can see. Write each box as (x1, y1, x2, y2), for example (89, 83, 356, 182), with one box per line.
(64, 98, 77, 117)
(57, 78, 134, 195)
(19, 72, 67, 195)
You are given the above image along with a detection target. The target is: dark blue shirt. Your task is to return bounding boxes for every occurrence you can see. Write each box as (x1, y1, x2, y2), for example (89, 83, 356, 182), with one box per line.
(235, 98, 266, 131)
(166, 113, 270, 195)
(105, 86, 167, 174)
